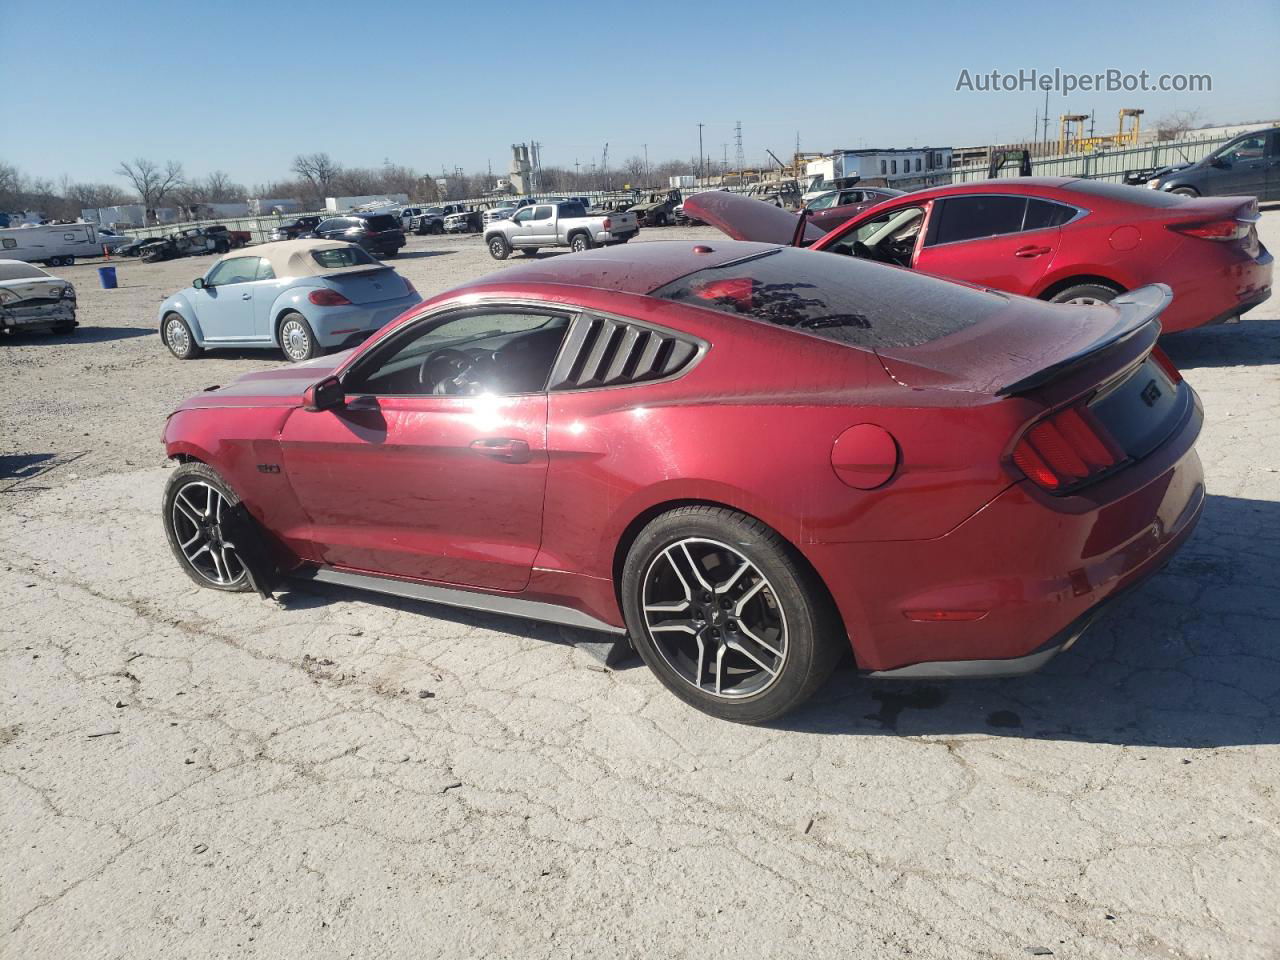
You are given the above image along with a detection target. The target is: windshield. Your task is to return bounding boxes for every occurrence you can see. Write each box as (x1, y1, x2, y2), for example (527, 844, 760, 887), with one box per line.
(652, 247, 1005, 349)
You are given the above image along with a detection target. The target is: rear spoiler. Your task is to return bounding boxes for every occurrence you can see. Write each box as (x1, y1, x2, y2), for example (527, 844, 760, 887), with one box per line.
(995, 283, 1172, 396)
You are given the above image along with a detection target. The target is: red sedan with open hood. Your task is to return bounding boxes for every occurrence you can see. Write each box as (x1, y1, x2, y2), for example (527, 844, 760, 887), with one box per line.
(686, 178, 1272, 333)
(162, 241, 1204, 723)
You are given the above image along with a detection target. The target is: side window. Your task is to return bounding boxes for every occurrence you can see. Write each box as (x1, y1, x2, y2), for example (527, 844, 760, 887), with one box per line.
(1023, 199, 1077, 231)
(532, 206, 553, 220)
(1217, 135, 1267, 163)
(928, 196, 1028, 245)
(2, 238, 16, 249)
(206, 257, 260, 286)
(512, 208, 533, 223)
(915, 158, 922, 172)
(255, 257, 276, 281)
(346, 309, 571, 397)
(879, 160, 887, 175)
(891, 160, 898, 174)
(316, 219, 338, 232)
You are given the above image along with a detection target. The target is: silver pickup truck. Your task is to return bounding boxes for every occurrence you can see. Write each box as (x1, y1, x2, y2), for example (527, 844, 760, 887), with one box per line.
(485, 201, 639, 259)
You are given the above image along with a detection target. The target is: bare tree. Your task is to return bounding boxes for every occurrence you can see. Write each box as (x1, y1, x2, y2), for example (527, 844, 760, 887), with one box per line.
(622, 155, 647, 187)
(292, 153, 341, 192)
(115, 158, 185, 217)
(201, 170, 244, 202)
(1155, 109, 1205, 142)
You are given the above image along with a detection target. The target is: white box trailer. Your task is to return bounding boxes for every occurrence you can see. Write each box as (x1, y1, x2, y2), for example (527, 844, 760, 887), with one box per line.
(0, 223, 102, 265)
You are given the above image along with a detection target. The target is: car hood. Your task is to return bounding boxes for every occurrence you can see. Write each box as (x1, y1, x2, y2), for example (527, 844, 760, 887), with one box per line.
(173, 351, 354, 410)
(683, 191, 827, 244)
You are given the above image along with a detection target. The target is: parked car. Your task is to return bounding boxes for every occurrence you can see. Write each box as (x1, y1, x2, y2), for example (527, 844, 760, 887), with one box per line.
(312, 213, 406, 259)
(484, 201, 639, 258)
(804, 186, 903, 232)
(160, 241, 1204, 723)
(157, 239, 421, 362)
(136, 226, 234, 263)
(0, 259, 77, 335)
(482, 198, 536, 227)
(629, 189, 683, 227)
(687, 177, 1273, 333)
(444, 210, 483, 234)
(1140, 127, 1279, 200)
(400, 206, 447, 235)
(205, 225, 251, 249)
(270, 216, 323, 242)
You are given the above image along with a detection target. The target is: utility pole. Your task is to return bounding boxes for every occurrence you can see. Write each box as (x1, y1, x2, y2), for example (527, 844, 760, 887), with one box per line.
(574, 158, 580, 189)
(722, 144, 728, 175)
(1042, 91, 1050, 148)
(697, 122, 705, 181)
(734, 120, 744, 175)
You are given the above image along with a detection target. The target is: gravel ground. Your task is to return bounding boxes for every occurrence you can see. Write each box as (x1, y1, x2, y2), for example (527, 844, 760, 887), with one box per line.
(2, 220, 1277, 959)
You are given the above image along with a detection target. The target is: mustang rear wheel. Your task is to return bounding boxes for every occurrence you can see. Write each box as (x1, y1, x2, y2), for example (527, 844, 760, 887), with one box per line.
(163, 463, 252, 592)
(162, 313, 201, 359)
(621, 506, 842, 724)
(278, 311, 318, 362)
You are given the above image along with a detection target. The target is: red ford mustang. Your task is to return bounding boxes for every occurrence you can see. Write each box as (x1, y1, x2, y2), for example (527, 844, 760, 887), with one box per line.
(162, 242, 1205, 722)
(687, 177, 1272, 333)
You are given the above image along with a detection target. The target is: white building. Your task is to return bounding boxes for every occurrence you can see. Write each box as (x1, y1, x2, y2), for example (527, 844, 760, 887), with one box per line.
(804, 147, 953, 194)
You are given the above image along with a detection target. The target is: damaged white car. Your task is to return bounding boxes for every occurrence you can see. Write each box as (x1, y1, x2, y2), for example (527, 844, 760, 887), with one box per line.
(0, 259, 78, 336)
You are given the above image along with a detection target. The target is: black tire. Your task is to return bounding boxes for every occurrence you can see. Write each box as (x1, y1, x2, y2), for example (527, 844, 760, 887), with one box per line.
(520, 247, 539, 256)
(655, 213, 668, 227)
(163, 462, 253, 593)
(431, 221, 444, 235)
(488, 235, 511, 260)
(569, 232, 592, 253)
(162, 312, 201, 359)
(1170, 186, 1199, 197)
(64, 256, 75, 266)
(277, 311, 319, 362)
(214, 240, 230, 254)
(50, 320, 77, 335)
(620, 505, 842, 724)
(1048, 282, 1122, 306)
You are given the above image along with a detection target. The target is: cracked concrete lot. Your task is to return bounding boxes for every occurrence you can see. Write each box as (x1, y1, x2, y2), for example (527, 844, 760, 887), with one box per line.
(2, 220, 1278, 959)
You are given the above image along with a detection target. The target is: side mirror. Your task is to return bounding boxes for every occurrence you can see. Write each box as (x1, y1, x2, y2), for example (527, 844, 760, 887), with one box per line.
(1210, 157, 1228, 168)
(192, 277, 205, 289)
(303, 375, 345, 412)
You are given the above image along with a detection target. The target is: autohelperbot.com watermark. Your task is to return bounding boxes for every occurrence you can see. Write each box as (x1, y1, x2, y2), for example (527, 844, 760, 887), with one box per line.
(955, 68, 1211, 97)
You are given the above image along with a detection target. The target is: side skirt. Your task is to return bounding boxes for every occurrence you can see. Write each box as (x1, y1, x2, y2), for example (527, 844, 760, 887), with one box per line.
(293, 566, 627, 636)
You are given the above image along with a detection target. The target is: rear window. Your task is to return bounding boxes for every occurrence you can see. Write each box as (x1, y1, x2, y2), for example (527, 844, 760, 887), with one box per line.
(1061, 179, 1194, 207)
(360, 214, 399, 230)
(652, 247, 1007, 349)
(0, 261, 50, 281)
(558, 202, 587, 217)
(311, 246, 378, 269)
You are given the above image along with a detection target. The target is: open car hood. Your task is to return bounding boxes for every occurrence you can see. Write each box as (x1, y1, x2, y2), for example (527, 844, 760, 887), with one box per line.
(683, 191, 827, 245)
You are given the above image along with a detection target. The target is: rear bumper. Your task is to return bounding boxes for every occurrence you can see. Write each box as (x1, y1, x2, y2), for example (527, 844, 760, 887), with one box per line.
(309, 295, 421, 348)
(806, 393, 1205, 674)
(1, 303, 77, 332)
(1160, 242, 1272, 333)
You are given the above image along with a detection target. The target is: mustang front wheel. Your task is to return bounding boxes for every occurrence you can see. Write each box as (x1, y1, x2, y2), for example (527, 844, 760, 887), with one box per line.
(621, 506, 842, 723)
(162, 463, 252, 592)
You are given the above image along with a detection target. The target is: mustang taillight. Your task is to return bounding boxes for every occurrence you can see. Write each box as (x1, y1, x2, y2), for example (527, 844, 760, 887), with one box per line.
(308, 289, 352, 306)
(1012, 404, 1123, 492)
(1168, 218, 1250, 242)
(1151, 345, 1183, 384)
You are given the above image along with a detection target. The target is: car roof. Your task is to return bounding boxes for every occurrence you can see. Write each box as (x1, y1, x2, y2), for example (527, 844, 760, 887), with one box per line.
(457, 240, 780, 296)
(907, 177, 1080, 198)
(225, 239, 382, 278)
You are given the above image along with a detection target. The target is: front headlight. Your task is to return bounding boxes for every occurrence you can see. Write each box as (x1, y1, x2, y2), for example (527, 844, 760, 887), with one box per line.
(0, 289, 18, 304)
(62, 284, 77, 299)
(1146, 179, 1161, 189)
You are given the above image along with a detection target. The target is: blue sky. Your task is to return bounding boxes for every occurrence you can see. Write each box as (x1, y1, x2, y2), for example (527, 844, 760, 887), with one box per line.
(2, 0, 1276, 188)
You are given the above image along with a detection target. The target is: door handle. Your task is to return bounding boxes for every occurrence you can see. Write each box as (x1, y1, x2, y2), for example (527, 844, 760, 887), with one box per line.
(1015, 245, 1052, 258)
(241, 293, 252, 299)
(469, 438, 531, 463)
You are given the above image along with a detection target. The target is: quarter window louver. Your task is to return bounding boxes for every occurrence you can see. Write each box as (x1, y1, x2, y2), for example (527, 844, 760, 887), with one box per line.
(549, 316, 699, 390)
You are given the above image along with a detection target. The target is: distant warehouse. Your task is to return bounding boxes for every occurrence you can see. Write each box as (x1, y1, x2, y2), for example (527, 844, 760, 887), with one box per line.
(804, 147, 953, 194)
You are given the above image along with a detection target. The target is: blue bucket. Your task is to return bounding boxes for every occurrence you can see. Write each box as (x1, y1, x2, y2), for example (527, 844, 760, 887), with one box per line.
(97, 266, 118, 289)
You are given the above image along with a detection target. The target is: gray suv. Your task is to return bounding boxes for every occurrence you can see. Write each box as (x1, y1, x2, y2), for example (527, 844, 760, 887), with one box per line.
(1148, 128, 1279, 200)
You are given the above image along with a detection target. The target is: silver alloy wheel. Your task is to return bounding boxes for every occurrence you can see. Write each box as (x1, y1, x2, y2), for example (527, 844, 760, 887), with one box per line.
(642, 537, 788, 699)
(165, 317, 190, 356)
(170, 481, 246, 587)
(280, 318, 311, 361)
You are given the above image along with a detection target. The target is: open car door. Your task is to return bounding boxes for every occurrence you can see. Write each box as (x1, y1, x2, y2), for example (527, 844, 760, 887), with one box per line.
(683, 191, 828, 245)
